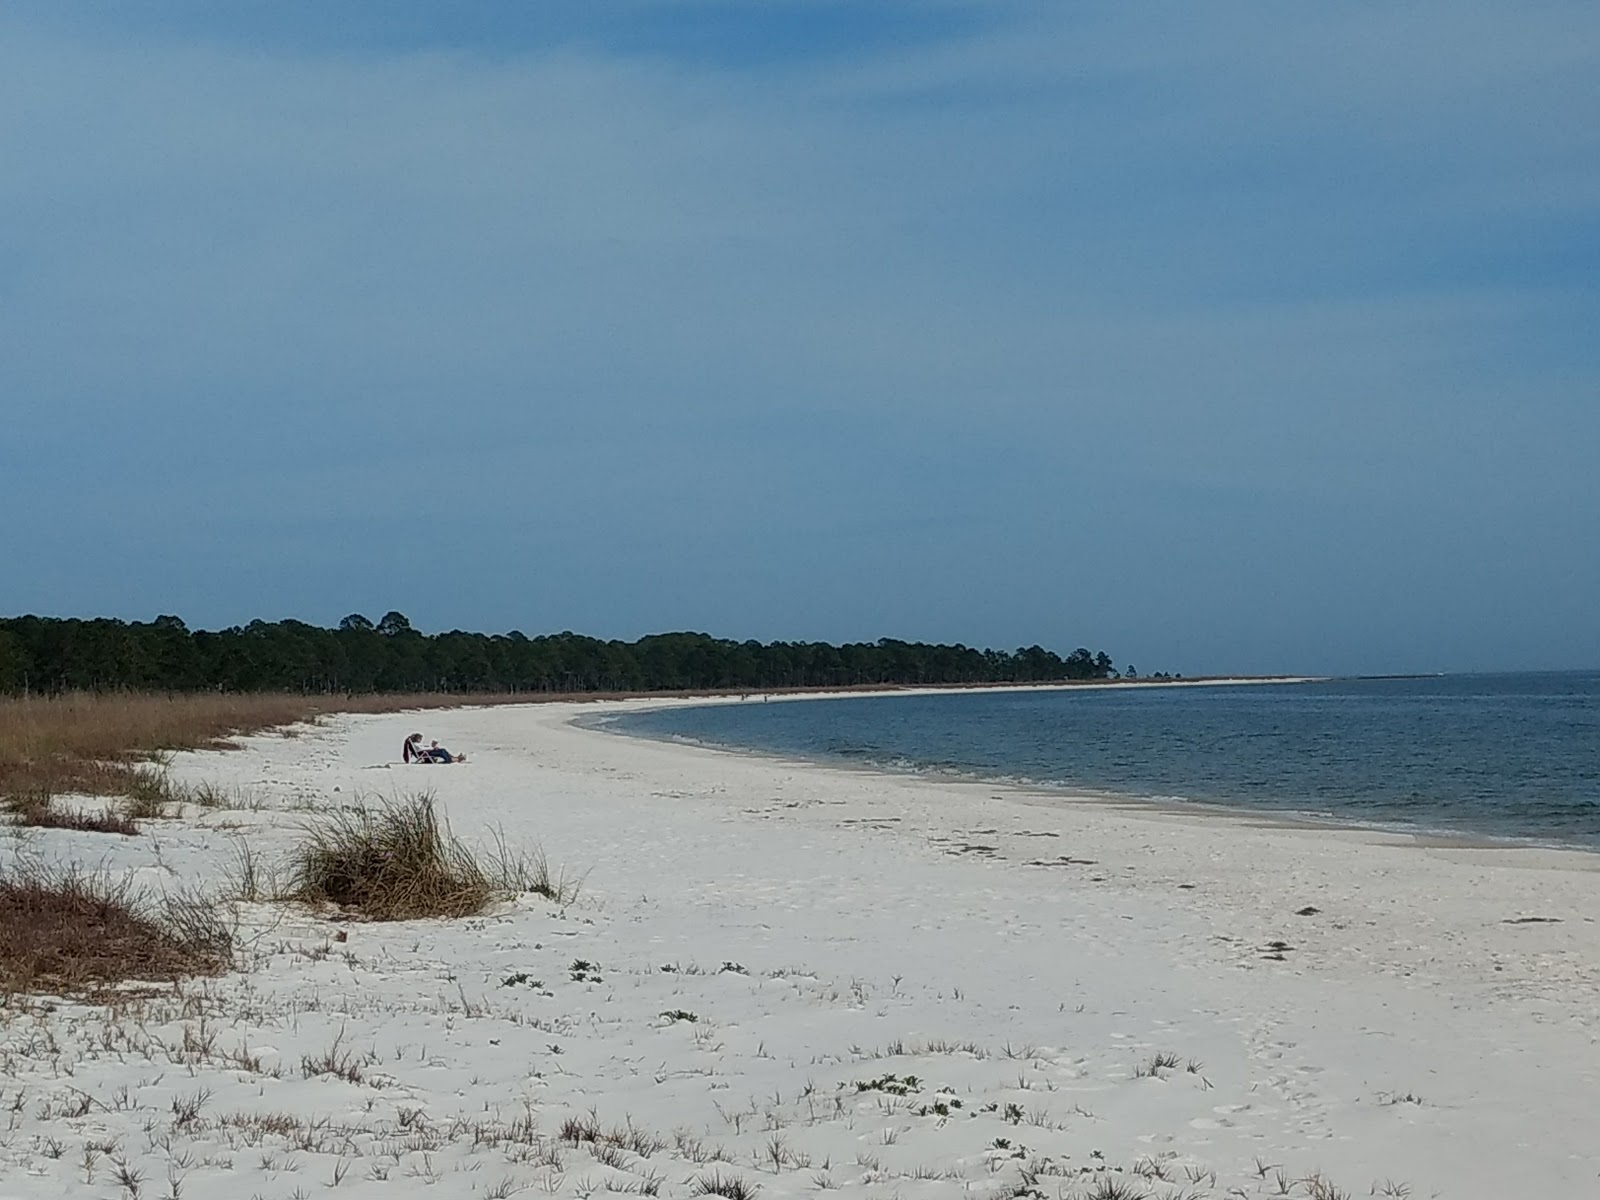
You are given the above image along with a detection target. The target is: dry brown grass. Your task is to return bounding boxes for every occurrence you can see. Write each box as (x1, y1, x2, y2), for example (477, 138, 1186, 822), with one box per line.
(285, 791, 543, 920)
(0, 692, 315, 803)
(0, 865, 232, 996)
(2, 787, 139, 836)
(0, 691, 554, 811)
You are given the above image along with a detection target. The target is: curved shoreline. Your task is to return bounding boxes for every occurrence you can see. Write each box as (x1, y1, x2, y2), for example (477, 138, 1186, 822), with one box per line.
(533, 696, 1600, 1016)
(584, 686, 1600, 858)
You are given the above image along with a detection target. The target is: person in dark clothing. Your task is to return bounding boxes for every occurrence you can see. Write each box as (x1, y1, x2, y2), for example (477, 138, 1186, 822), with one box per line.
(403, 733, 466, 763)
(426, 740, 464, 763)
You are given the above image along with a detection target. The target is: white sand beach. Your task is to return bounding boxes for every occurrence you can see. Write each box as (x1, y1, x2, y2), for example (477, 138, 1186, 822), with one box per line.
(4, 698, 1598, 1199)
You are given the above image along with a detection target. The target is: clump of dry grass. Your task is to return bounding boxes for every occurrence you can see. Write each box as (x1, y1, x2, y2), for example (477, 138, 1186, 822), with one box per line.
(285, 792, 554, 920)
(690, 1171, 761, 1200)
(0, 864, 232, 996)
(514, 841, 582, 906)
(227, 837, 282, 902)
(2, 788, 139, 836)
(27, 808, 139, 836)
(122, 764, 179, 819)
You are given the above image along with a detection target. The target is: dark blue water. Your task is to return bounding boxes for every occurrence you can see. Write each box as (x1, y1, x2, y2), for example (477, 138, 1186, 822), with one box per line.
(599, 673, 1600, 848)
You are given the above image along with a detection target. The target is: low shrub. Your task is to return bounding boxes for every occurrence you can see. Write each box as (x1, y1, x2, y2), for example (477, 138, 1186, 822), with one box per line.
(0, 865, 231, 995)
(286, 792, 544, 920)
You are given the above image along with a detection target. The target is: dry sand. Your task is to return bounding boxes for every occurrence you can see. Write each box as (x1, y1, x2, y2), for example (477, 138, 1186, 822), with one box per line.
(3, 696, 1597, 1199)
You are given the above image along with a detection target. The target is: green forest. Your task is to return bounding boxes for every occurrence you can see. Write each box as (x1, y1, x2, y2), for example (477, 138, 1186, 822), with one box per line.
(0, 613, 1119, 695)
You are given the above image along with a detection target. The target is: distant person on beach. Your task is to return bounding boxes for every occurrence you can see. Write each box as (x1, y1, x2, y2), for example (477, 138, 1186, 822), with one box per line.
(426, 739, 465, 763)
(402, 733, 466, 764)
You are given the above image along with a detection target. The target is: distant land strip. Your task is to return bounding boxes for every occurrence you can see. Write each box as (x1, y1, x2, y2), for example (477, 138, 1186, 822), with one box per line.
(0, 612, 1145, 695)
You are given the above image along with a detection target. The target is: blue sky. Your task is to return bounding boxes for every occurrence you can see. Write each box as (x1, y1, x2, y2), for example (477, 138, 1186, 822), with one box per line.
(2, 2, 1596, 675)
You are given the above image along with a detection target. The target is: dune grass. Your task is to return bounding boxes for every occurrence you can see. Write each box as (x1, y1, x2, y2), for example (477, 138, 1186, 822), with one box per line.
(284, 791, 570, 920)
(0, 864, 232, 996)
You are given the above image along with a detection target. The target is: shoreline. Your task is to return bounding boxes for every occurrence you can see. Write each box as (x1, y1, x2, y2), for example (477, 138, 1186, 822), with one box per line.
(473, 673, 1334, 707)
(565, 694, 1600, 886)
(585, 688, 1600, 859)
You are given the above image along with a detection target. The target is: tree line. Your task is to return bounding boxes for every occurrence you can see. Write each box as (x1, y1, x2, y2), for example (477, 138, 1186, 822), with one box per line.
(0, 612, 1121, 695)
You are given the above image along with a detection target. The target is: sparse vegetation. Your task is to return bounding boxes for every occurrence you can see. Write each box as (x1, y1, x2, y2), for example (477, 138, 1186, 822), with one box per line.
(912, 1093, 963, 1117)
(1133, 1051, 1182, 1078)
(3, 788, 138, 836)
(121, 765, 178, 819)
(226, 838, 280, 902)
(1300, 1173, 1352, 1200)
(689, 1170, 760, 1200)
(852, 1073, 920, 1096)
(521, 844, 581, 904)
(300, 1030, 378, 1085)
(1076, 1179, 1151, 1200)
(0, 864, 231, 995)
(558, 1112, 668, 1158)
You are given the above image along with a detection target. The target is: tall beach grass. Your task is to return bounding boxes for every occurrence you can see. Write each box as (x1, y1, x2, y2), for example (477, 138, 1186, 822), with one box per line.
(284, 791, 576, 920)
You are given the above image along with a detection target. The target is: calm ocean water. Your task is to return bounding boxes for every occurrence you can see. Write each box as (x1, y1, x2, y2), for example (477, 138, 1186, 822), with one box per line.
(598, 672, 1600, 848)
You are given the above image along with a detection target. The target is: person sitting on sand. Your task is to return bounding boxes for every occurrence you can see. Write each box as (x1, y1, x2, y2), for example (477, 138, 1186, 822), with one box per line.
(403, 733, 466, 763)
(426, 740, 465, 764)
